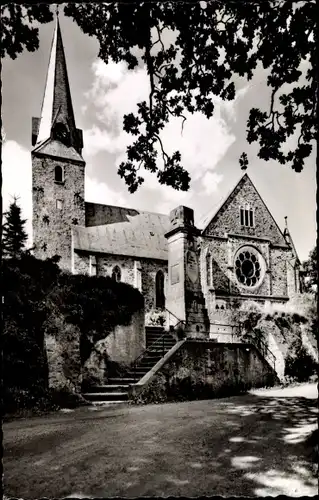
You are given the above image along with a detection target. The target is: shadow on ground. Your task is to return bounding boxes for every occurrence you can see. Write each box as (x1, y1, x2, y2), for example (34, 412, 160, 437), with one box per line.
(3, 388, 318, 498)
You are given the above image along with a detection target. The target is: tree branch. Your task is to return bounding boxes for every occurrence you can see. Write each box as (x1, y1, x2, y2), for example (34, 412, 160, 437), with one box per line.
(154, 133, 169, 166)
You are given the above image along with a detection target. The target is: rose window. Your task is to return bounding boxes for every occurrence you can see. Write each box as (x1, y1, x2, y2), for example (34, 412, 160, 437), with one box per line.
(234, 247, 264, 287)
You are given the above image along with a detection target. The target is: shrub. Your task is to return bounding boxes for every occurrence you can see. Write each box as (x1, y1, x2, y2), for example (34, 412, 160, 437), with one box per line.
(2, 254, 144, 413)
(145, 309, 166, 326)
(49, 388, 88, 409)
(285, 339, 318, 382)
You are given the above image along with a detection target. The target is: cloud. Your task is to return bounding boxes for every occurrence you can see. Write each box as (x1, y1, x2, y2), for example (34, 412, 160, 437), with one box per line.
(85, 174, 128, 207)
(83, 58, 149, 128)
(2, 140, 33, 246)
(83, 125, 112, 157)
(82, 57, 241, 213)
(201, 171, 224, 195)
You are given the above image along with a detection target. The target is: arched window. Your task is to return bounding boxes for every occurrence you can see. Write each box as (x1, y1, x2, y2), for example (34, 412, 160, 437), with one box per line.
(155, 270, 165, 309)
(112, 265, 121, 282)
(54, 165, 64, 183)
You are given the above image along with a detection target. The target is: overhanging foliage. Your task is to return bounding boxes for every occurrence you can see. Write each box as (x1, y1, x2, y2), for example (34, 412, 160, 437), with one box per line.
(1, 1, 316, 193)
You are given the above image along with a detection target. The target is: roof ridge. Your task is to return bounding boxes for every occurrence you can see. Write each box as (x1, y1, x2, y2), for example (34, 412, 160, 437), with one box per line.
(199, 172, 247, 231)
(85, 201, 168, 218)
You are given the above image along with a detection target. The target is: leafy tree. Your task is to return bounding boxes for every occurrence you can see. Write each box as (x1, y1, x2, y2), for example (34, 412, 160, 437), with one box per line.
(302, 245, 317, 293)
(2, 2, 316, 193)
(284, 337, 317, 382)
(2, 197, 28, 258)
(1, 4, 53, 59)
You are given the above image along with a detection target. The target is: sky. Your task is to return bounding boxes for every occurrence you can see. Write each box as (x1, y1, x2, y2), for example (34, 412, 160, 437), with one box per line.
(2, 9, 317, 261)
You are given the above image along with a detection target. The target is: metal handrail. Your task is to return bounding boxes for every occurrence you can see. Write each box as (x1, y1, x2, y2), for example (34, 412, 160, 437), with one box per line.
(131, 310, 189, 381)
(237, 321, 276, 370)
(207, 322, 276, 370)
(164, 307, 183, 325)
(254, 336, 276, 370)
(133, 313, 276, 380)
(131, 330, 173, 381)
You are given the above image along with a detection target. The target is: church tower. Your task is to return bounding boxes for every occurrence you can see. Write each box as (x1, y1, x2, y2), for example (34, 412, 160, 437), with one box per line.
(31, 16, 85, 271)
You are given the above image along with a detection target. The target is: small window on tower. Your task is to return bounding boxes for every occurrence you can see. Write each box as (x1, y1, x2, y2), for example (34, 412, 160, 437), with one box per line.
(54, 165, 64, 183)
(56, 199, 63, 210)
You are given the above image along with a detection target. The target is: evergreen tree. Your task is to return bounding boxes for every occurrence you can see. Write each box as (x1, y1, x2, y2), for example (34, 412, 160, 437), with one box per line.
(2, 197, 28, 259)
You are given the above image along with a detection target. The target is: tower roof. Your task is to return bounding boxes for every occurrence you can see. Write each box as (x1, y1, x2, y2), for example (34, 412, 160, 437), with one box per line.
(32, 16, 83, 157)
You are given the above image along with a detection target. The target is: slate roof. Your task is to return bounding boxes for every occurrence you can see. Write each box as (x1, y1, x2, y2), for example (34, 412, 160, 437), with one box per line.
(73, 204, 170, 260)
(32, 138, 85, 163)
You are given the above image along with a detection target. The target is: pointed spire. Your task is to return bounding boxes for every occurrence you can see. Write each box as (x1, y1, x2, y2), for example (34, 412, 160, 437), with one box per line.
(34, 15, 82, 154)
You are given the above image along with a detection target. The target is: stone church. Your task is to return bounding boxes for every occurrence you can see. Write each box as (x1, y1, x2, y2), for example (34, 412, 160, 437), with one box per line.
(31, 18, 302, 336)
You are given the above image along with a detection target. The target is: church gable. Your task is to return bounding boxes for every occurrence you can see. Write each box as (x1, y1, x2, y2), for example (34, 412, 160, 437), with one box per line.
(202, 174, 287, 246)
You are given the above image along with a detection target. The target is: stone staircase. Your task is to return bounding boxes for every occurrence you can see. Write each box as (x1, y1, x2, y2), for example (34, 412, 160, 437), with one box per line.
(82, 326, 176, 404)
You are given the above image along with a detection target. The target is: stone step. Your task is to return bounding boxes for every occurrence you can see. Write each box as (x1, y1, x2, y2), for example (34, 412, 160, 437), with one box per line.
(147, 336, 175, 341)
(146, 339, 174, 345)
(146, 336, 166, 343)
(131, 365, 151, 372)
(138, 360, 160, 367)
(107, 378, 136, 385)
(146, 334, 163, 338)
(139, 358, 161, 366)
(82, 392, 129, 402)
(147, 331, 173, 336)
(145, 331, 165, 336)
(145, 326, 165, 331)
(147, 337, 175, 344)
(87, 385, 131, 393)
(146, 330, 171, 337)
(141, 354, 163, 361)
(146, 346, 175, 353)
(136, 366, 157, 372)
(146, 345, 175, 353)
(127, 370, 150, 378)
(140, 354, 162, 362)
(89, 401, 127, 408)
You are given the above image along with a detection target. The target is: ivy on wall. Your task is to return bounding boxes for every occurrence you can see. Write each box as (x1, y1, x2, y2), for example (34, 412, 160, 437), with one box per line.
(2, 253, 144, 412)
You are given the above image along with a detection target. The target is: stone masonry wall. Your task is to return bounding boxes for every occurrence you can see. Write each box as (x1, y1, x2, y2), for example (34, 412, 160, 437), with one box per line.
(104, 308, 145, 366)
(98, 254, 136, 284)
(203, 175, 287, 246)
(74, 252, 168, 314)
(141, 259, 168, 312)
(270, 247, 289, 297)
(32, 155, 85, 272)
(131, 340, 278, 404)
(46, 309, 145, 390)
(200, 236, 291, 312)
(44, 322, 82, 393)
(73, 251, 90, 275)
(82, 308, 145, 385)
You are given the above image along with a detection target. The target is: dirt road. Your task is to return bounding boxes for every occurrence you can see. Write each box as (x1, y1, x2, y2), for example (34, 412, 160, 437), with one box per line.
(3, 383, 318, 498)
